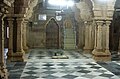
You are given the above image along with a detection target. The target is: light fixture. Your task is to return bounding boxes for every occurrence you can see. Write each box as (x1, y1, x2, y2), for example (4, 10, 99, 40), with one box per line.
(67, 1, 74, 6)
(48, 0, 74, 7)
(98, 0, 107, 2)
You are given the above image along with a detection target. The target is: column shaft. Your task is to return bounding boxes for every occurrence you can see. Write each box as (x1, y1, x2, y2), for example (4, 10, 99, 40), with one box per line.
(96, 21, 103, 50)
(88, 22, 93, 49)
(0, 15, 4, 65)
(0, 14, 8, 79)
(16, 18, 24, 52)
(84, 24, 89, 48)
(23, 20, 28, 51)
(7, 18, 14, 58)
(105, 21, 111, 53)
(84, 21, 92, 52)
(92, 23, 97, 54)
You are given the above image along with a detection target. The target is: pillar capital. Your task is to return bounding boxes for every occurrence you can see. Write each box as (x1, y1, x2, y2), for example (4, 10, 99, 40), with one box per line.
(105, 21, 111, 26)
(7, 17, 14, 20)
(84, 21, 92, 26)
(96, 21, 104, 26)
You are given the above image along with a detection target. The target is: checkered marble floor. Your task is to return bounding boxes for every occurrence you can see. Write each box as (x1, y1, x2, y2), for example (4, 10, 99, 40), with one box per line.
(20, 59, 120, 79)
(6, 49, 120, 79)
(19, 49, 120, 79)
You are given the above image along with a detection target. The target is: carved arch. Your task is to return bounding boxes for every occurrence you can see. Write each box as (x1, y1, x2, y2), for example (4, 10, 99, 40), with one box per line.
(44, 17, 60, 49)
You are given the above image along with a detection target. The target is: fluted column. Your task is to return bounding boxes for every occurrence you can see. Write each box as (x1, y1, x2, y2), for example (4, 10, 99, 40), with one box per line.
(105, 21, 111, 54)
(84, 21, 93, 52)
(96, 21, 103, 50)
(0, 14, 8, 79)
(22, 20, 28, 52)
(92, 21, 111, 61)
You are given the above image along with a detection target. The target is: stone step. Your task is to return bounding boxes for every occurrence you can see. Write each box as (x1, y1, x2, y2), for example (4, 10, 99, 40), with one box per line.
(64, 39, 75, 42)
(64, 33, 75, 36)
(64, 28, 76, 49)
(64, 44, 76, 47)
(64, 36, 75, 39)
(64, 29, 74, 31)
(64, 31, 75, 34)
(64, 45, 76, 49)
(64, 41, 75, 44)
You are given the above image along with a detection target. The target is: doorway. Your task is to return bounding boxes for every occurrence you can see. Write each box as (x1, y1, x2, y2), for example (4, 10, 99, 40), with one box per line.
(46, 18, 59, 49)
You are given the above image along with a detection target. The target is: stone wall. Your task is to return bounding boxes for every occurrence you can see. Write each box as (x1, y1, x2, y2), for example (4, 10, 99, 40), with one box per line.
(27, 26, 45, 48)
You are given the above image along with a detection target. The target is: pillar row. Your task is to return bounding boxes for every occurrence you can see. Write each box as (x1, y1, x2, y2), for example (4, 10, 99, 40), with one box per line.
(92, 21, 111, 61)
(7, 17, 25, 62)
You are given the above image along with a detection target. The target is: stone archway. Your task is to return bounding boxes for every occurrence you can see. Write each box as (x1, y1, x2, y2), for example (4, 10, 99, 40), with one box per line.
(45, 17, 60, 49)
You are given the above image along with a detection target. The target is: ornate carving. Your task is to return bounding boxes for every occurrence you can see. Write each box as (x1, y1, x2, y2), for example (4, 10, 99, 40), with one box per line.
(76, 0, 93, 21)
(92, 0, 116, 20)
(0, 65, 8, 79)
(0, 12, 8, 79)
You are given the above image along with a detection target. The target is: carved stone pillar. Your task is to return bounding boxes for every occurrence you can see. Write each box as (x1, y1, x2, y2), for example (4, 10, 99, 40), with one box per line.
(92, 21, 111, 61)
(84, 21, 89, 52)
(88, 22, 92, 49)
(22, 20, 28, 52)
(7, 17, 25, 62)
(0, 14, 8, 79)
(15, 18, 25, 61)
(92, 21, 97, 53)
(84, 21, 93, 52)
(105, 21, 111, 54)
(7, 18, 14, 61)
(96, 21, 103, 50)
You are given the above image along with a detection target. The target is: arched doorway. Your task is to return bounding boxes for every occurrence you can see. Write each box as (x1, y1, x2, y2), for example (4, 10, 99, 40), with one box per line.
(45, 18, 59, 49)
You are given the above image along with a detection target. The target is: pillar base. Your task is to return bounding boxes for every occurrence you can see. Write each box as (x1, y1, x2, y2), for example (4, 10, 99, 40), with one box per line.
(92, 49, 111, 62)
(7, 51, 25, 62)
(23, 46, 29, 52)
(0, 65, 8, 79)
(84, 47, 93, 53)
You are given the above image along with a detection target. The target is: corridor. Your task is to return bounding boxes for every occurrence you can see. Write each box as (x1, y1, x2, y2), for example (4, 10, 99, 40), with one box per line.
(7, 49, 120, 79)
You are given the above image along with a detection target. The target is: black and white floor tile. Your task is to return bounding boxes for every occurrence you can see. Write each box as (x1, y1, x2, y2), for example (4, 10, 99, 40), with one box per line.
(6, 49, 120, 79)
(7, 62, 26, 79)
(20, 59, 120, 79)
